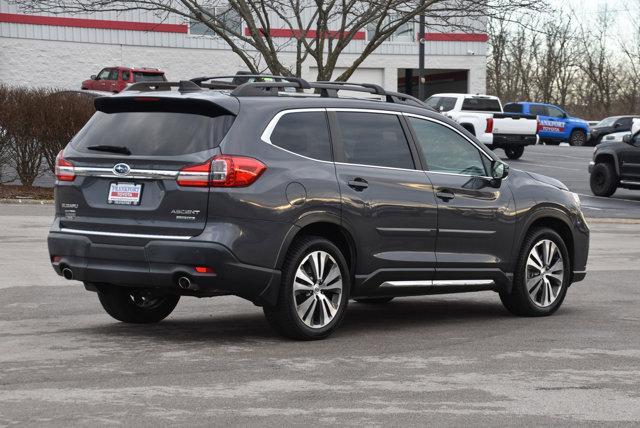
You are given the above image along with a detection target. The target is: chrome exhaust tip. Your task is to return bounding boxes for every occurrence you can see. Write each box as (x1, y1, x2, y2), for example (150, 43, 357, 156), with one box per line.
(62, 268, 74, 280)
(178, 276, 192, 289)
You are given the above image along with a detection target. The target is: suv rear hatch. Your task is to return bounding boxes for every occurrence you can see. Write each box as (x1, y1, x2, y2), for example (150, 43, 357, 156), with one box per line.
(55, 95, 237, 238)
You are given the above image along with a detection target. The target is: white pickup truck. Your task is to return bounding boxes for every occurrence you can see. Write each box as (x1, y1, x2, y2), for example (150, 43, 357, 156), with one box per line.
(425, 93, 538, 159)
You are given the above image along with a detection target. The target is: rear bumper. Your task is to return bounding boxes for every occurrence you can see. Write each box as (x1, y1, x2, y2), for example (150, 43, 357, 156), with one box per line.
(47, 231, 281, 305)
(491, 134, 538, 147)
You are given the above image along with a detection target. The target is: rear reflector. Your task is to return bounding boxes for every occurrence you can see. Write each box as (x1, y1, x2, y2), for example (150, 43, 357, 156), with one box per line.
(177, 155, 266, 188)
(194, 266, 214, 273)
(55, 150, 75, 181)
(485, 118, 494, 134)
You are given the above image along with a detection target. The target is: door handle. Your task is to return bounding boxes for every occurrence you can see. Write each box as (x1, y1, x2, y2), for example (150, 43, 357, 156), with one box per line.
(347, 178, 368, 191)
(436, 190, 455, 201)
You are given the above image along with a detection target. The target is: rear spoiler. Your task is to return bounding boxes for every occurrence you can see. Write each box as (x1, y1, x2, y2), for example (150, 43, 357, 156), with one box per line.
(94, 95, 239, 117)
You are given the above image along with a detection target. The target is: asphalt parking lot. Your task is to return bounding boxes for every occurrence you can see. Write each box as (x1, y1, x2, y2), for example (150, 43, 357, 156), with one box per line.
(499, 145, 640, 219)
(1, 146, 640, 425)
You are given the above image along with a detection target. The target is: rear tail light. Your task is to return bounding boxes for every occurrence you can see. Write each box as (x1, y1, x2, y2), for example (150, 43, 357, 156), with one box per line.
(485, 118, 494, 134)
(536, 121, 543, 133)
(55, 150, 75, 181)
(194, 266, 215, 273)
(177, 155, 266, 188)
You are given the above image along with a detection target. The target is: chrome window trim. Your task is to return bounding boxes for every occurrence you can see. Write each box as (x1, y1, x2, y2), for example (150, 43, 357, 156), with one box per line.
(74, 167, 179, 180)
(60, 228, 193, 240)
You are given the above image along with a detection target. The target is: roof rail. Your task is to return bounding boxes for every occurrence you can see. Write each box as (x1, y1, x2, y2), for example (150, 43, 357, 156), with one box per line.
(125, 80, 202, 93)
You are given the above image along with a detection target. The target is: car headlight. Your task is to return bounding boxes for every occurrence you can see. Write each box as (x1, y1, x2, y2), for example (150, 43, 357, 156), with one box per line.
(571, 192, 581, 206)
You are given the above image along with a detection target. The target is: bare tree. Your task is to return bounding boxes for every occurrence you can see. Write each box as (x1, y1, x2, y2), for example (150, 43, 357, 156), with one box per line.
(16, 0, 543, 81)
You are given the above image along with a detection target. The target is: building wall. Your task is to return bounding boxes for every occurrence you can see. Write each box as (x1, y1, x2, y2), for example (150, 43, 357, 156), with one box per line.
(0, 0, 487, 93)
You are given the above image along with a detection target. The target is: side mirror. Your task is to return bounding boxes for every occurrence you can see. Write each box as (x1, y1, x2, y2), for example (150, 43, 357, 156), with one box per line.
(623, 134, 633, 144)
(439, 105, 444, 112)
(614, 122, 622, 128)
(90, 75, 97, 80)
(491, 160, 509, 180)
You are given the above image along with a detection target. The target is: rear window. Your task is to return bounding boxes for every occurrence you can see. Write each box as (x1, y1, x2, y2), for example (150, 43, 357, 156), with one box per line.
(133, 72, 166, 82)
(503, 103, 523, 113)
(72, 111, 234, 156)
(425, 96, 457, 112)
(461, 97, 502, 112)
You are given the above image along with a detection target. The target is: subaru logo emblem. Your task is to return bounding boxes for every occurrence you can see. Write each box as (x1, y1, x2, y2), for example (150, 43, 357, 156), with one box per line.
(113, 163, 131, 176)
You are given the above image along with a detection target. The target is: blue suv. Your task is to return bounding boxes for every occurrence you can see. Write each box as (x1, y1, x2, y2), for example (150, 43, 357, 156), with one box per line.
(504, 102, 590, 146)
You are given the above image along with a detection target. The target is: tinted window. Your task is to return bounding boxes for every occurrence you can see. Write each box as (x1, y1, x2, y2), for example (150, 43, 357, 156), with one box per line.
(335, 112, 414, 169)
(461, 97, 502, 112)
(503, 103, 523, 113)
(72, 111, 234, 156)
(270, 111, 332, 161)
(529, 105, 547, 116)
(122, 70, 131, 81)
(617, 117, 632, 128)
(133, 72, 166, 82)
(546, 106, 565, 118)
(409, 117, 486, 176)
(425, 96, 457, 112)
(108, 69, 119, 80)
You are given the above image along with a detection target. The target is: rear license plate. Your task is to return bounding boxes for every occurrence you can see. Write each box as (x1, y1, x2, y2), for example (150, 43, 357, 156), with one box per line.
(108, 182, 142, 205)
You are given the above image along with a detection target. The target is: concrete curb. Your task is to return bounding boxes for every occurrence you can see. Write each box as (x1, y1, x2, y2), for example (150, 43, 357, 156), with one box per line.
(0, 198, 54, 205)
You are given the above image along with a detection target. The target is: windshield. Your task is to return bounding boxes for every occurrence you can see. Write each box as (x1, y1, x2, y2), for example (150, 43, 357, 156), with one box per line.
(72, 111, 234, 156)
(595, 117, 616, 128)
(461, 97, 502, 112)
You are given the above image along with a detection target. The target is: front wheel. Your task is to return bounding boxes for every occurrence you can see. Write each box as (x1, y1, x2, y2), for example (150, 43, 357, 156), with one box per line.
(569, 129, 587, 146)
(504, 146, 524, 160)
(500, 228, 570, 316)
(590, 162, 617, 197)
(263, 236, 350, 340)
(97, 288, 180, 323)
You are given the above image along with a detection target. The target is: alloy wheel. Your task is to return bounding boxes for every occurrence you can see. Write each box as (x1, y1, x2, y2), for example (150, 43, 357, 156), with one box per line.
(292, 250, 343, 328)
(525, 239, 564, 307)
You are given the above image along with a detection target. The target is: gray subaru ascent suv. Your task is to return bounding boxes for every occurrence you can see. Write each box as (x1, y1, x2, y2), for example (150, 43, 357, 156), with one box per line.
(48, 77, 589, 340)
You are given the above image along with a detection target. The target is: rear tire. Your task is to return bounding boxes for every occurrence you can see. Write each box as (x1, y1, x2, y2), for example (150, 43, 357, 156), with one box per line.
(504, 146, 524, 160)
(263, 236, 350, 340)
(500, 228, 570, 316)
(569, 129, 587, 146)
(97, 288, 179, 324)
(354, 297, 394, 304)
(590, 162, 617, 197)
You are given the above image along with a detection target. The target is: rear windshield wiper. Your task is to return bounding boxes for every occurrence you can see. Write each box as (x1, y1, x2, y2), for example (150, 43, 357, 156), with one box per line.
(86, 145, 132, 155)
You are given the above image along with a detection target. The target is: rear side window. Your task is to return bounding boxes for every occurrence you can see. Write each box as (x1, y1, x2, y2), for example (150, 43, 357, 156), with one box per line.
(134, 72, 166, 82)
(503, 103, 523, 113)
(121, 70, 131, 81)
(72, 111, 234, 156)
(425, 96, 457, 112)
(269, 111, 332, 161)
(335, 112, 414, 169)
(461, 97, 501, 112)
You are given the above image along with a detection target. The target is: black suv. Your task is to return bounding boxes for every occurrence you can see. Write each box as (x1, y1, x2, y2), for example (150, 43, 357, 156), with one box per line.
(48, 77, 589, 340)
(589, 124, 640, 197)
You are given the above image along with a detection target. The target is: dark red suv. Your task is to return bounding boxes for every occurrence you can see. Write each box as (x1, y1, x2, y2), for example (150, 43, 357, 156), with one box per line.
(81, 67, 166, 93)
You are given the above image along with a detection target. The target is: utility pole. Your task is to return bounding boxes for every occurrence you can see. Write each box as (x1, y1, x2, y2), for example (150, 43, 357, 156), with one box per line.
(417, 13, 426, 100)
